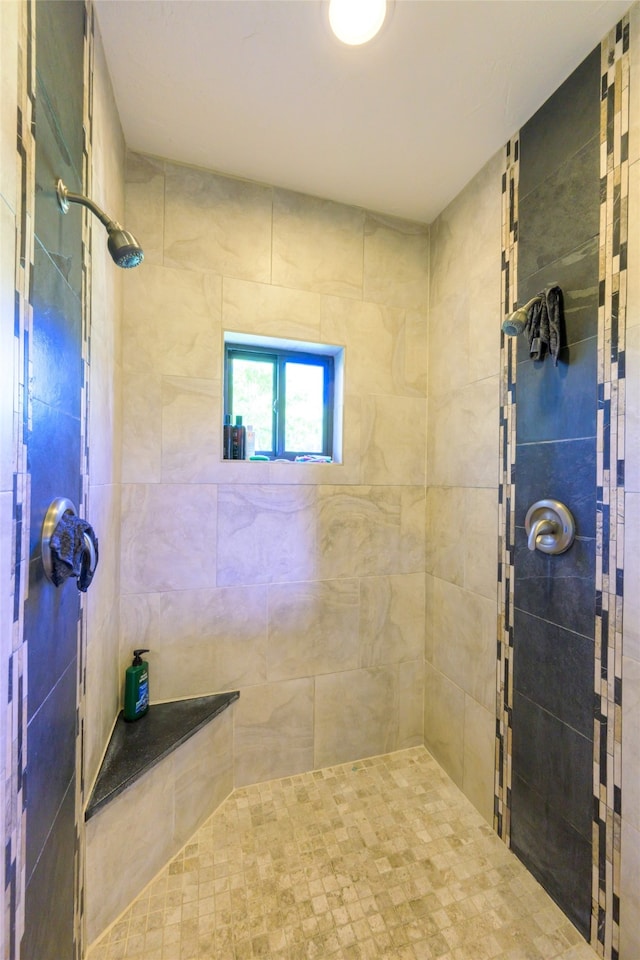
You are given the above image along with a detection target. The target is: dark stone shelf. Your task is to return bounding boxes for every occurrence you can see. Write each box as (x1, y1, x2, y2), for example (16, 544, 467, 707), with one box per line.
(85, 692, 239, 821)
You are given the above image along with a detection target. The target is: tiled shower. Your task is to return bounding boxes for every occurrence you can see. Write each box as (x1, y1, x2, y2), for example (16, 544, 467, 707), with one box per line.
(1, 2, 640, 960)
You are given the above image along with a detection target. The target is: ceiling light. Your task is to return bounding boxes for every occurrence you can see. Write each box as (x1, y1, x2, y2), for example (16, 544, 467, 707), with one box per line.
(328, 0, 387, 46)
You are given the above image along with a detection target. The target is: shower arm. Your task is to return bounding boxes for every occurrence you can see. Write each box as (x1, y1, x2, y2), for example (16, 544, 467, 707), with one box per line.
(56, 179, 119, 229)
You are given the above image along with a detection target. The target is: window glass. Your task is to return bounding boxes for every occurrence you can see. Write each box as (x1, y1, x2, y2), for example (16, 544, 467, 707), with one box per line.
(230, 356, 275, 453)
(224, 338, 339, 461)
(284, 361, 324, 453)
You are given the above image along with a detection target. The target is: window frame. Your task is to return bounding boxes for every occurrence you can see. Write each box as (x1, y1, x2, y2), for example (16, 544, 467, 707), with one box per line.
(224, 341, 335, 460)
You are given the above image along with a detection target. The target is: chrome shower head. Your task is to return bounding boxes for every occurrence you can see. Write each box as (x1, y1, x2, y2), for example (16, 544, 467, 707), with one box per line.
(501, 295, 542, 337)
(106, 225, 145, 268)
(56, 179, 144, 269)
(502, 306, 529, 337)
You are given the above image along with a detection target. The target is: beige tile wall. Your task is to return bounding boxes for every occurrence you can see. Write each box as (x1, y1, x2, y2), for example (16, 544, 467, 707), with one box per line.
(83, 21, 126, 793)
(121, 153, 429, 786)
(620, 5, 640, 957)
(424, 149, 502, 825)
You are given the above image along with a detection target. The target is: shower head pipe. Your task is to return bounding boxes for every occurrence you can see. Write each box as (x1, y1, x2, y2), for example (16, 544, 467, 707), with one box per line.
(56, 178, 144, 269)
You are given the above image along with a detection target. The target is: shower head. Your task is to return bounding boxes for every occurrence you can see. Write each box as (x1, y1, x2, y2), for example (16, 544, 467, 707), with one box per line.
(501, 295, 542, 337)
(56, 179, 144, 268)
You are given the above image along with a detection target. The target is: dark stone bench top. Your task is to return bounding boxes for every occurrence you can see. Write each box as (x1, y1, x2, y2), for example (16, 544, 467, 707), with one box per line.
(85, 691, 239, 821)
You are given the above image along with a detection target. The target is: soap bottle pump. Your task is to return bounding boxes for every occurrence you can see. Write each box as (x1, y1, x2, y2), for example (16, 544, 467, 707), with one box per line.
(123, 648, 150, 721)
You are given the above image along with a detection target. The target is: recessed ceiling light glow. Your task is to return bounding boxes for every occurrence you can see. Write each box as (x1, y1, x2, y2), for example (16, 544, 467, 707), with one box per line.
(328, 0, 387, 46)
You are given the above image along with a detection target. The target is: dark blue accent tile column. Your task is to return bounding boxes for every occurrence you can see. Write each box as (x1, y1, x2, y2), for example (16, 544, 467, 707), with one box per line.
(22, 3, 85, 957)
(512, 45, 599, 941)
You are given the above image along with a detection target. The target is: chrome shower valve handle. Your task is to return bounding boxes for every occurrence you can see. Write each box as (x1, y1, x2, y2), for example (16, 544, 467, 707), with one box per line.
(525, 499, 575, 555)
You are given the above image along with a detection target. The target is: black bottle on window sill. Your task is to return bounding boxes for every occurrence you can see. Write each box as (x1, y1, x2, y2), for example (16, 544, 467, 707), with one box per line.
(232, 415, 246, 460)
(223, 414, 233, 459)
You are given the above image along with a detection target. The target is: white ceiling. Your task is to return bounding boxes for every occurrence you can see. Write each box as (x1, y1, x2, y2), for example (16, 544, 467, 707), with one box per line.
(94, 0, 630, 224)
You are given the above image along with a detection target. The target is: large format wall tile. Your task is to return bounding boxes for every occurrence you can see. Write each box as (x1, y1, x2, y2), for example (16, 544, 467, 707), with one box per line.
(513, 528, 595, 639)
(518, 48, 600, 201)
(623, 492, 640, 661)
(121, 483, 218, 593)
(430, 577, 496, 710)
(428, 291, 472, 398)
(267, 579, 359, 681)
(149, 586, 268, 699)
(317, 485, 425, 579)
(359, 395, 426, 485)
(510, 772, 592, 939)
(621, 655, 640, 835)
(512, 692, 592, 841)
(517, 236, 599, 351)
(628, 155, 640, 323)
(217, 485, 317, 586)
(423, 663, 464, 788)
(398, 658, 424, 748)
(427, 378, 499, 488)
(513, 609, 594, 737)
(23, 782, 75, 960)
(161, 376, 219, 483)
(123, 263, 221, 378)
(314, 665, 399, 768)
(85, 752, 174, 940)
(164, 162, 272, 281)
(363, 213, 429, 311)
(625, 324, 640, 493)
(516, 337, 597, 443)
(429, 150, 502, 309)
(172, 709, 234, 847)
(463, 487, 499, 600)
(0, 1, 18, 214)
(222, 276, 322, 342)
(321, 297, 411, 398)
(125, 153, 165, 265)
(515, 438, 597, 537)
(0, 201, 16, 492)
(425, 486, 466, 586)
(518, 137, 599, 281)
(463, 695, 495, 825)
(25, 662, 77, 875)
(234, 678, 314, 786)
(620, 819, 640, 960)
(272, 188, 364, 298)
(358, 572, 424, 667)
(121, 370, 162, 483)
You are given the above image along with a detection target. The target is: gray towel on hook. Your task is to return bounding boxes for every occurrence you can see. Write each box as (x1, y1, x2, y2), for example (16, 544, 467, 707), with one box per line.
(50, 512, 99, 591)
(525, 285, 562, 365)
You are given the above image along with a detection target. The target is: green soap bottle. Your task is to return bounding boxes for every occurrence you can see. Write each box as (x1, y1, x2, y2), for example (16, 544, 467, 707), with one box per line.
(123, 648, 150, 721)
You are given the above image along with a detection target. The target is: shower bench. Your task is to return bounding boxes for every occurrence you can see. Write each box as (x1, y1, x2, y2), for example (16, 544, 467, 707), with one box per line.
(84, 691, 239, 945)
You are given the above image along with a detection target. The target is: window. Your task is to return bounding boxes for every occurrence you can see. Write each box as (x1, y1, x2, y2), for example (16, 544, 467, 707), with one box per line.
(223, 334, 342, 461)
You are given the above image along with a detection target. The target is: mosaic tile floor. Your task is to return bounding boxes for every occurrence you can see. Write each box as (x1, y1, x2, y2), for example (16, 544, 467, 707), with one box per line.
(87, 747, 599, 960)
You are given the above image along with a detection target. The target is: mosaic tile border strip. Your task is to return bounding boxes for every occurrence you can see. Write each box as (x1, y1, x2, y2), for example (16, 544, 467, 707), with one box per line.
(494, 134, 519, 846)
(74, 4, 95, 957)
(592, 16, 629, 960)
(5, 2, 36, 958)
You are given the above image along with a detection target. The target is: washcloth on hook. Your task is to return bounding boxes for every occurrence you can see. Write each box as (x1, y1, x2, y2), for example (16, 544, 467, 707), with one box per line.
(49, 512, 99, 592)
(525, 284, 563, 365)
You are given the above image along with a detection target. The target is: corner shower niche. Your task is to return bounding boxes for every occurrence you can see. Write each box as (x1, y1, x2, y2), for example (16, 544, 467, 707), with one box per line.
(84, 692, 238, 945)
